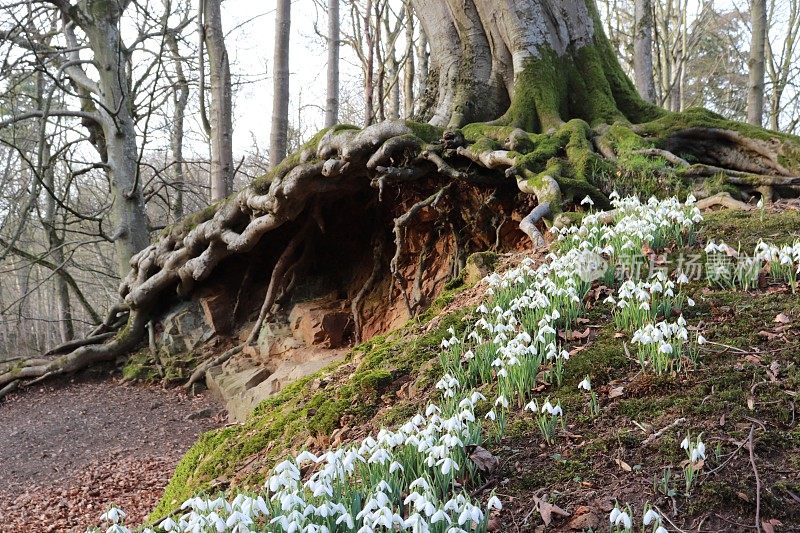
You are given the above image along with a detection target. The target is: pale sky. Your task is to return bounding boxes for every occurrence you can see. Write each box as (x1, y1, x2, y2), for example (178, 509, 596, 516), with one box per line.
(223, 0, 358, 155)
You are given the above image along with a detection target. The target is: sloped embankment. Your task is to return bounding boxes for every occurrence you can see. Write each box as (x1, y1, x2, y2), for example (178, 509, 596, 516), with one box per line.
(151, 204, 800, 531)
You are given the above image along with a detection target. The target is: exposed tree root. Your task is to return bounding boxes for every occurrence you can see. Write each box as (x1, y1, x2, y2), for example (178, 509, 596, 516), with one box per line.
(351, 234, 386, 343)
(7, 110, 800, 391)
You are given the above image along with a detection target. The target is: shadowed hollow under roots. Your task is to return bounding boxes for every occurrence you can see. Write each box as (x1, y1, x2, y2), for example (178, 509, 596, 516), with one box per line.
(2, 111, 800, 394)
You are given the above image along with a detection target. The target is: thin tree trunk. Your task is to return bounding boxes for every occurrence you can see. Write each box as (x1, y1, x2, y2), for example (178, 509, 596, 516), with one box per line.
(203, 0, 234, 200)
(415, 24, 428, 116)
(748, 0, 768, 126)
(270, 0, 291, 168)
(364, 0, 375, 126)
(634, 0, 655, 102)
(403, 4, 415, 118)
(166, 29, 189, 220)
(42, 145, 74, 342)
(325, 0, 340, 128)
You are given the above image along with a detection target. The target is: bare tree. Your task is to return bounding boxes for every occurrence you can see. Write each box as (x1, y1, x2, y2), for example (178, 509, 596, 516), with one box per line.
(201, 0, 234, 199)
(748, 0, 768, 125)
(325, 0, 340, 128)
(634, 0, 656, 102)
(165, 16, 190, 220)
(270, 0, 292, 167)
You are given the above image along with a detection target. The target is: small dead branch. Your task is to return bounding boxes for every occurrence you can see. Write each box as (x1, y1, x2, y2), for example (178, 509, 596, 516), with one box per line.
(641, 417, 686, 446)
(748, 425, 762, 532)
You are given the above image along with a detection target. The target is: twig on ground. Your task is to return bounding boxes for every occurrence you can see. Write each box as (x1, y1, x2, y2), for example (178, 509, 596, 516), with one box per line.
(748, 425, 762, 532)
(642, 417, 686, 446)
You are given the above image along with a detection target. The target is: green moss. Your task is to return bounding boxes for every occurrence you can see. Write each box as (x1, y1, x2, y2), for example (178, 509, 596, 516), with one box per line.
(460, 123, 518, 143)
(151, 301, 471, 521)
(121, 350, 160, 382)
(701, 208, 800, 250)
(404, 121, 444, 143)
(250, 127, 346, 194)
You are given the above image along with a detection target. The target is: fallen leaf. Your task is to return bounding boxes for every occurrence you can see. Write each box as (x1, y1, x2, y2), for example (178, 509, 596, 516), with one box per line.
(719, 413, 726, 427)
(569, 345, 588, 356)
(758, 330, 779, 340)
(774, 313, 792, 324)
(761, 519, 775, 533)
(567, 506, 599, 530)
(747, 396, 755, 410)
(534, 495, 570, 526)
(468, 446, 499, 474)
(736, 491, 750, 502)
(745, 354, 763, 365)
(608, 386, 625, 399)
(614, 458, 632, 472)
(613, 332, 626, 338)
(767, 361, 781, 382)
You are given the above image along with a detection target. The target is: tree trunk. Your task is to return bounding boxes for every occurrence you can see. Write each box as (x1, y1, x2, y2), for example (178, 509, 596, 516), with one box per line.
(270, 0, 291, 168)
(325, 0, 340, 128)
(80, 13, 150, 278)
(633, 0, 656, 103)
(403, 4, 415, 119)
(41, 144, 74, 343)
(363, 0, 375, 126)
(410, 0, 658, 130)
(748, 0, 767, 126)
(166, 29, 189, 221)
(203, 0, 234, 200)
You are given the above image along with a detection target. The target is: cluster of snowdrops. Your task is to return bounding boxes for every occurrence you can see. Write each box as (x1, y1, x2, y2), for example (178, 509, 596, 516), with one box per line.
(89, 195, 800, 533)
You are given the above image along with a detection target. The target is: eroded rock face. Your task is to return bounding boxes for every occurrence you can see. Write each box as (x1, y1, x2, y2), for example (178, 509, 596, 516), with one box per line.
(158, 301, 213, 356)
(288, 297, 353, 348)
(205, 295, 353, 422)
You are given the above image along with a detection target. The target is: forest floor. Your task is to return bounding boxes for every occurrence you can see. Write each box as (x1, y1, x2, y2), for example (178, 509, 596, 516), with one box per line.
(0, 370, 223, 532)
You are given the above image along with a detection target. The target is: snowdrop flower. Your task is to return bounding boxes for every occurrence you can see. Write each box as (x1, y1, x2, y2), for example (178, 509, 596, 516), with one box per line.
(581, 195, 594, 206)
(485, 409, 496, 421)
(100, 508, 126, 524)
(697, 334, 706, 345)
(655, 527, 669, 533)
(681, 436, 690, 450)
(158, 517, 178, 532)
(487, 495, 502, 510)
(692, 439, 706, 462)
(578, 376, 592, 391)
(643, 508, 661, 526)
(296, 450, 319, 464)
(757, 197, 764, 209)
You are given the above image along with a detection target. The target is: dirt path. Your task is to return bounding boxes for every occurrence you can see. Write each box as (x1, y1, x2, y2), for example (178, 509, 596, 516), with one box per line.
(0, 372, 222, 532)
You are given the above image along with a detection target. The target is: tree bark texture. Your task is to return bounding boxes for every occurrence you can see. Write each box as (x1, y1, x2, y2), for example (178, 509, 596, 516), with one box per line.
(633, 0, 656, 103)
(270, 0, 292, 167)
(203, 0, 234, 200)
(325, 0, 340, 128)
(748, 0, 767, 126)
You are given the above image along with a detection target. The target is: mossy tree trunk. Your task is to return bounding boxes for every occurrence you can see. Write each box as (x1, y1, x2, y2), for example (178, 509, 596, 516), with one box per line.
(4, 0, 800, 392)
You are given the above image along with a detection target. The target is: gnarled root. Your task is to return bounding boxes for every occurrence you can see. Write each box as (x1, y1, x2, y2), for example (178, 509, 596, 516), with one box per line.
(0, 309, 149, 397)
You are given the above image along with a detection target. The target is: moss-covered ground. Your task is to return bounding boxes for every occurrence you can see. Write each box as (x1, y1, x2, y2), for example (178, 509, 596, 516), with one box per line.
(491, 205, 800, 531)
(150, 205, 800, 530)
(149, 277, 477, 520)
